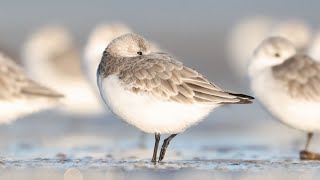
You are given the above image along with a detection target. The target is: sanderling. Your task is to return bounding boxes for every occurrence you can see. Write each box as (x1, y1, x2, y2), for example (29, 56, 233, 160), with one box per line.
(248, 36, 320, 160)
(22, 25, 103, 115)
(0, 53, 63, 123)
(97, 34, 254, 162)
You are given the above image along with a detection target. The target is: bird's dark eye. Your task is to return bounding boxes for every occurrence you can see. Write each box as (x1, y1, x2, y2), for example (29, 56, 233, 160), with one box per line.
(274, 53, 281, 58)
(137, 52, 143, 55)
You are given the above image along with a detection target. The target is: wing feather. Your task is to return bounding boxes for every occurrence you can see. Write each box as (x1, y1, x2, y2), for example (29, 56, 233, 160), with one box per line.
(120, 53, 253, 104)
(0, 54, 63, 100)
(272, 54, 320, 101)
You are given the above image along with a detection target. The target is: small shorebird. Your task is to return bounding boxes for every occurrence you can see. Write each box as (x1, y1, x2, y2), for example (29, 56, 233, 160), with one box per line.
(0, 53, 63, 123)
(97, 34, 254, 162)
(22, 25, 103, 115)
(248, 36, 320, 160)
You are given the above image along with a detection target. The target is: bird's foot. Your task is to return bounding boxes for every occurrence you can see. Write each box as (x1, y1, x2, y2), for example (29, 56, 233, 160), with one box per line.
(151, 159, 157, 165)
(300, 150, 320, 160)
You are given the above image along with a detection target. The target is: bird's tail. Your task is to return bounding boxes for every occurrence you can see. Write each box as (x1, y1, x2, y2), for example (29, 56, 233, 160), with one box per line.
(227, 92, 254, 104)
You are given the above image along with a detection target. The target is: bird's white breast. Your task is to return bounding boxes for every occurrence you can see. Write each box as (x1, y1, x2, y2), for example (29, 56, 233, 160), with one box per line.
(97, 75, 218, 134)
(250, 69, 320, 132)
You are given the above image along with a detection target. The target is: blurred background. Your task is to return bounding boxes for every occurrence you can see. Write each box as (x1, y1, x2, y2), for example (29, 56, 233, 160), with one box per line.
(1, 0, 320, 179)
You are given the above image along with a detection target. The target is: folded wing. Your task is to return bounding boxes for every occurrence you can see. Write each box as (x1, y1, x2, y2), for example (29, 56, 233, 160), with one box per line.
(0, 54, 64, 100)
(120, 53, 253, 104)
(273, 54, 320, 101)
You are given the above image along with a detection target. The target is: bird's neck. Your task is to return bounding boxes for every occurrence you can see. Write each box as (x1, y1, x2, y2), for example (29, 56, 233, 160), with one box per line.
(98, 53, 124, 78)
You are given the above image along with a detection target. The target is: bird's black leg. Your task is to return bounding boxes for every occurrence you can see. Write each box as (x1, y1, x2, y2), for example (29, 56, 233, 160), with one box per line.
(158, 134, 177, 162)
(152, 133, 160, 163)
(305, 132, 313, 150)
(299, 132, 320, 160)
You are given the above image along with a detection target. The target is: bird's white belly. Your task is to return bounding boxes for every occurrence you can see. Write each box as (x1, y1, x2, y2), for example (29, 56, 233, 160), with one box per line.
(251, 70, 320, 132)
(98, 75, 218, 134)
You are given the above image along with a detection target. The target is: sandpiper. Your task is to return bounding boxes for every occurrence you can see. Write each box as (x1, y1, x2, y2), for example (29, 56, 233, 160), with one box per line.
(248, 36, 320, 160)
(97, 34, 254, 162)
(22, 25, 103, 115)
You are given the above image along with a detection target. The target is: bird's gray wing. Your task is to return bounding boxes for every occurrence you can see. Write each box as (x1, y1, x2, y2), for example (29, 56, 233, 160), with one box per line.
(0, 54, 64, 100)
(272, 54, 320, 101)
(119, 53, 253, 104)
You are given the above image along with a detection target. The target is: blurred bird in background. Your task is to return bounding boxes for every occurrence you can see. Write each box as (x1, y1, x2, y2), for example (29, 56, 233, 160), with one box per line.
(226, 16, 274, 77)
(0, 53, 63, 124)
(83, 23, 132, 95)
(21, 25, 104, 116)
(248, 37, 320, 160)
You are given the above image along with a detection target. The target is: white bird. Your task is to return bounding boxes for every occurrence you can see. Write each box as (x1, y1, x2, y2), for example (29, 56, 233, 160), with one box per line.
(22, 25, 103, 115)
(0, 53, 63, 123)
(248, 36, 320, 160)
(97, 34, 254, 162)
